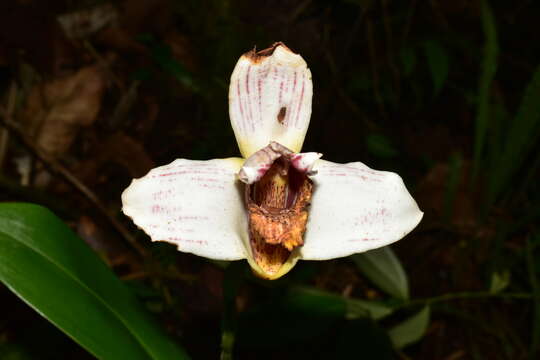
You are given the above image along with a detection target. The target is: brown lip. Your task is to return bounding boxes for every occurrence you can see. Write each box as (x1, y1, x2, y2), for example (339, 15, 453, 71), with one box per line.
(244, 154, 313, 276)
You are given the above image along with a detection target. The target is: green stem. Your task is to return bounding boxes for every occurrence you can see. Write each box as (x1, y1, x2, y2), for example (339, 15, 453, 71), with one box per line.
(220, 331, 235, 360)
(396, 291, 532, 310)
(220, 262, 244, 360)
(527, 236, 540, 358)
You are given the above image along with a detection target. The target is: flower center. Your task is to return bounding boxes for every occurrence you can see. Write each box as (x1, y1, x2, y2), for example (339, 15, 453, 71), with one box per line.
(246, 156, 313, 275)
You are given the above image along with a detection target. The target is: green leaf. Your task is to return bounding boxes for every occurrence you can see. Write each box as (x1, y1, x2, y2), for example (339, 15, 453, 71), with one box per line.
(221, 262, 245, 360)
(136, 33, 197, 92)
(0, 203, 189, 360)
(289, 286, 394, 320)
(422, 39, 449, 95)
(489, 270, 510, 294)
(341, 0, 374, 8)
(345, 297, 395, 320)
(527, 236, 540, 355)
(473, 0, 499, 183)
(352, 246, 409, 300)
(236, 300, 338, 346)
(284, 286, 347, 318)
(400, 46, 417, 78)
(0, 343, 33, 360)
(365, 134, 398, 159)
(388, 306, 430, 349)
(336, 319, 394, 360)
(486, 63, 540, 208)
(442, 153, 463, 223)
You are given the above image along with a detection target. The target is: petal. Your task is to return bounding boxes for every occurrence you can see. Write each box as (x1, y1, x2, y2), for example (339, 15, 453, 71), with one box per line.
(229, 43, 313, 158)
(290, 152, 322, 174)
(121, 158, 247, 260)
(300, 160, 423, 260)
(238, 141, 322, 184)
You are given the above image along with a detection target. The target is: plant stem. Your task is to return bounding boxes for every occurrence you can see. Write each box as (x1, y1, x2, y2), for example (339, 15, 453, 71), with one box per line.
(396, 291, 532, 310)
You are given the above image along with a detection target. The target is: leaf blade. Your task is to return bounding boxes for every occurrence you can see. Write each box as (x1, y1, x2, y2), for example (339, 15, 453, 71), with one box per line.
(388, 306, 431, 349)
(473, 0, 499, 182)
(352, 246, 409, 300)
(0, 203, 189, 360)
(422, 40, 449, 95)
(289, 286, 395, 320)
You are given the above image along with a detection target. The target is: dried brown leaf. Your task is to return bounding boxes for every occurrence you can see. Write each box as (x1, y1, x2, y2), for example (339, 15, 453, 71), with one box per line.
(74, 132, 155, 186)
(57, 3, 119, 39)
(22, 65, 107, 157)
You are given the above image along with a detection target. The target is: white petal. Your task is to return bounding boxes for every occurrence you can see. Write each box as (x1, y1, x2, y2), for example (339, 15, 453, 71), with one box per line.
(300, 160, 423, 260)
(229, 43, 313, 158)
(290, 152, 322, 174)
(121, 158, 247, 260)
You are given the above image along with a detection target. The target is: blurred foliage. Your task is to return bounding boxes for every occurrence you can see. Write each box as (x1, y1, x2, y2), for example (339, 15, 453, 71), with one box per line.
(0, 0, 539, 359)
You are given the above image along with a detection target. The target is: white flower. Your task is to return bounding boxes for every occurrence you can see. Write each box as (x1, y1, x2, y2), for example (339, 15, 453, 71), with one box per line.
(121, 43, 423, 280)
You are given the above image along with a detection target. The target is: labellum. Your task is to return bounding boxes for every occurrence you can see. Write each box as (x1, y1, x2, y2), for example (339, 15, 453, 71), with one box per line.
(240, 142, 318, 276)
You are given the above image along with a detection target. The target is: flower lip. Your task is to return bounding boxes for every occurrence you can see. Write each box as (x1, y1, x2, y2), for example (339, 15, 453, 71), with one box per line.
(242, 142, 316, 276)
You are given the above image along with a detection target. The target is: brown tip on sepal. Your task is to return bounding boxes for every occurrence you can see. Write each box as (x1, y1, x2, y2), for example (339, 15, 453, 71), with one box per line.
(244, 42, 295, 63)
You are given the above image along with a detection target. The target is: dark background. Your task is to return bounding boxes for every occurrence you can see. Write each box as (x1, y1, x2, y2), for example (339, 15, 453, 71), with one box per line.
(0, 0, 539, 359)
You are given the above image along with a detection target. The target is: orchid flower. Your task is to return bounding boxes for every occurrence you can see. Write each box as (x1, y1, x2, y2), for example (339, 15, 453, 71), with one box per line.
(121, 43, 423, 280)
